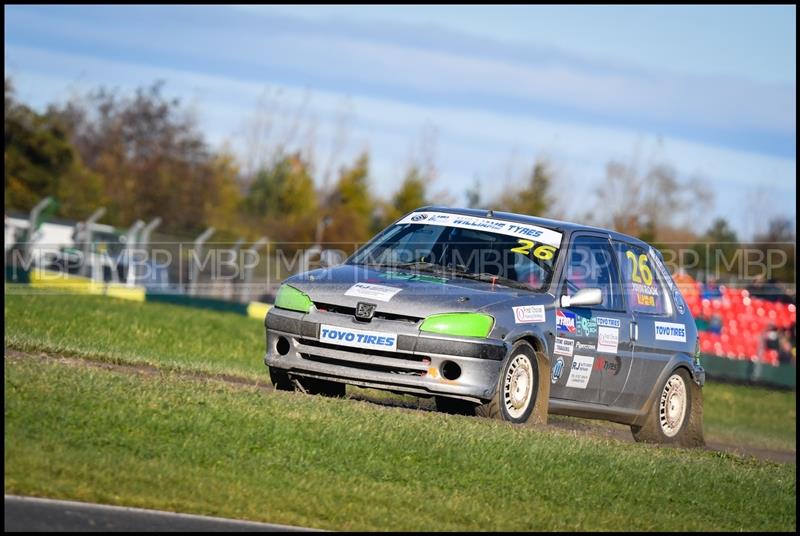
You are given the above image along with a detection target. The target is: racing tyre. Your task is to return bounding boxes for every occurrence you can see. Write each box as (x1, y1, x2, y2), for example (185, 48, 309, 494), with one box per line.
(294, 376, 347, 398)
(435, 396, 475, 416)
(631, 367, 704, 447)
(269, 366, 293, 391)
(476, 341, 549, 425)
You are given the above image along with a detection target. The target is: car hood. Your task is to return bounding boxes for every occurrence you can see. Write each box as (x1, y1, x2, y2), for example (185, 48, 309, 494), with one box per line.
(284, 264, 543, 318)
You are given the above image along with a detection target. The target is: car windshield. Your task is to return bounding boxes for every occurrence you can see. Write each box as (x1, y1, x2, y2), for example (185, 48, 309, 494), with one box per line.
(348, 217, 563, 292)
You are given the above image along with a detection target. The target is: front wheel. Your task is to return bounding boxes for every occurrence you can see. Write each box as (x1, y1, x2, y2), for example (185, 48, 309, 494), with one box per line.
(475, 341, 548, 425)
(631, 368, 704, 447)
(269, 366, 293, 391)
(294, 376, 346, 398)
(269, 368, 346, 397)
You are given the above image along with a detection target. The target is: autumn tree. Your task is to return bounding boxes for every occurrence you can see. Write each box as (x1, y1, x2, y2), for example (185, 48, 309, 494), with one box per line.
(321, 152, 374, 250)
(51, 81, 240, 233)
(243, 152, 318, 242)
(497, 160, 555, 217)
(4, 78, 104, 219)
(753, 216, 796, 285)
(376, 164, 431, 229)
(465, 178, 482, 208)
(592, 159, 713, 241)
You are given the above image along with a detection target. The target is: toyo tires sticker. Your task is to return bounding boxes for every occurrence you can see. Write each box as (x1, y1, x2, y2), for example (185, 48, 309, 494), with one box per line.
(320, 324, 397, 351)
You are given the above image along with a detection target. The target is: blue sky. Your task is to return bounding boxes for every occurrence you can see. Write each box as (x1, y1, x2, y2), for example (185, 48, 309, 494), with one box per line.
(4, 5, 796, 238)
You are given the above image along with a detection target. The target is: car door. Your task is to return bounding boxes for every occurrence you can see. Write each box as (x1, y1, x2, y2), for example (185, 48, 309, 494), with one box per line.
(550, 233, 632, 405)
(613, 241, 677, 410)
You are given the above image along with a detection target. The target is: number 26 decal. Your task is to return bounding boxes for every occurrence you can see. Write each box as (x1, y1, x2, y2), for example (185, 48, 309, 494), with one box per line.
(511, 239, 556, 261)
(626, 250, 653, 285)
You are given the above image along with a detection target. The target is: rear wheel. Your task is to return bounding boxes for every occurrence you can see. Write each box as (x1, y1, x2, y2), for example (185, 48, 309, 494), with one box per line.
(476, 341, 548, 425)
(631, 368, 704, 447)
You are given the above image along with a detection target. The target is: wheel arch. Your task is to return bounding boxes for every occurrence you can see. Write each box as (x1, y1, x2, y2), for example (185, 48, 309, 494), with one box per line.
(506, 329, 551, 363)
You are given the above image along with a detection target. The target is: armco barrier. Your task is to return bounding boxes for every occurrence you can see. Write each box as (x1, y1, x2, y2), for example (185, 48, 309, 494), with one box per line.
(9, 267, 270, 318)
(30, 268, 118, 297)
(247, 301, 272, 320)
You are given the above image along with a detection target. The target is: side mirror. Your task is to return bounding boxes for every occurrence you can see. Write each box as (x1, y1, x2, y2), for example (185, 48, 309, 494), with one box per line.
(560, 287, 603, 308)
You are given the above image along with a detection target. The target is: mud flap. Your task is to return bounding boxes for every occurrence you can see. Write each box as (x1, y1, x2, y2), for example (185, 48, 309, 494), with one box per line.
(683, 379, 705, 447)
(528, 351, 550, 426)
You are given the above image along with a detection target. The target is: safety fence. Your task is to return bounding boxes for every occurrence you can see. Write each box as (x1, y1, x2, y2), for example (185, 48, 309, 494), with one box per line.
(7, 267, 271, 321)
(6, 266, 794, 389)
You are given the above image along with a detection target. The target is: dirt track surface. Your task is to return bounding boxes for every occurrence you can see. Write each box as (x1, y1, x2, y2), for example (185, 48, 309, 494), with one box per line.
(5, 348, 795, 465)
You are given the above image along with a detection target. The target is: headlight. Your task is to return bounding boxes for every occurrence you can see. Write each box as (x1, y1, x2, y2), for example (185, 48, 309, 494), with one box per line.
(419, 312, 494, 338)
(274, 284, 314, 313)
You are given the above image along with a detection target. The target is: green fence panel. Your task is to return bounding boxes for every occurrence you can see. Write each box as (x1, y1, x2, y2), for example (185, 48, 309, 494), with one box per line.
(700, 354, 754, 382)
(701, 354, 795, 389)
(5, 265, 30, 284)
(752, 362, 797, 389)
(145, 292, 249, 316)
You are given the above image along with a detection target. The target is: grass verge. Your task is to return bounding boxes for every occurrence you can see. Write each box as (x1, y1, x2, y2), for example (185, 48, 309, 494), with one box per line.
(4, 357, 796, 531)
(4, 287, 264, 380)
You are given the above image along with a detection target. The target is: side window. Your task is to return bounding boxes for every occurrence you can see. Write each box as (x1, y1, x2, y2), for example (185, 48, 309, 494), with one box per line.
(562, 235, 623, 311)
(614, 242, 669, 315)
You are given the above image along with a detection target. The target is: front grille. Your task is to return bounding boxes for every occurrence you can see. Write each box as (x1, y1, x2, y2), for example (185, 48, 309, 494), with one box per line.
(300, 353, 425, 376)
(313, 302, 422, 324)
(297, 338, 428, 376)
(299, 338, 425, 362)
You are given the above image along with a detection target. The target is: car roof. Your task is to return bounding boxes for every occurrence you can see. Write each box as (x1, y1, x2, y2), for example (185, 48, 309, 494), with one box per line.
(414, 205, 653, 250)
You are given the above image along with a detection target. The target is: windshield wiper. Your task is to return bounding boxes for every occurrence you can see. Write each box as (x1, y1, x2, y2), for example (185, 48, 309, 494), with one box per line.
(444, 264, 533, 291)
(362, 260, 443, 274)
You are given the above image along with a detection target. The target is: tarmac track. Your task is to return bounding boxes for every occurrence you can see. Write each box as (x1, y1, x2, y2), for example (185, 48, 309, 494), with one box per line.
(3, 495, 317, 532)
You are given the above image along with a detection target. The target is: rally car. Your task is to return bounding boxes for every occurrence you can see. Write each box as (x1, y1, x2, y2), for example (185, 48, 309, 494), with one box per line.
(264, 207, 705, 446)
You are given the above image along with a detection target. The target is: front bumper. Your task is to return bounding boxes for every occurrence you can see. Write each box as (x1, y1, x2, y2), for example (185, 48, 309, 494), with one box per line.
(264, 307, 507, 403)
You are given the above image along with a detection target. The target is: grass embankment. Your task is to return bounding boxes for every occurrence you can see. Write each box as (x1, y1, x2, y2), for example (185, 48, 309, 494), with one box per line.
(4, 287, 265, 380)
(4, 357, 796, 531)
(5, 288, 796, 452)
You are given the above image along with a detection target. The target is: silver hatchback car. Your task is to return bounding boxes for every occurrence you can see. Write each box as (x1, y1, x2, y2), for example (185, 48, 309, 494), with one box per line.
(264, 207, 705, 446)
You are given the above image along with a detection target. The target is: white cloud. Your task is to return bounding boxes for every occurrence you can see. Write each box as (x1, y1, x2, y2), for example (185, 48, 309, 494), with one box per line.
(5, 6, 796, 138)
(5, 44, 796, 238)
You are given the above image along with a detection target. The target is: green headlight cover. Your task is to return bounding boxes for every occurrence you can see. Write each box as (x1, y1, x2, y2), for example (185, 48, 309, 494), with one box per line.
(274, 285, 313, 313)
(419, 313, 494, 338)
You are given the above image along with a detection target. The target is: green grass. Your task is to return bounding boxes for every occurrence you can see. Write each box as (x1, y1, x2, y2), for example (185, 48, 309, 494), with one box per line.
(4, 358, 795, 531)
(704, 382, 796, 452)
(4, 287, 265, 380)
(4, 288, 796, 453)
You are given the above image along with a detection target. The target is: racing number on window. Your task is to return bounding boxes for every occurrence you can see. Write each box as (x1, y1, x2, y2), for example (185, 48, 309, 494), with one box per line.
(511, 239, 556, 261)
(626, 250, 653, 285)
